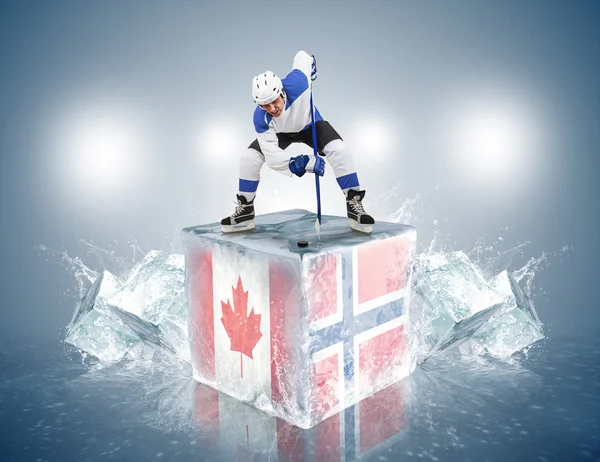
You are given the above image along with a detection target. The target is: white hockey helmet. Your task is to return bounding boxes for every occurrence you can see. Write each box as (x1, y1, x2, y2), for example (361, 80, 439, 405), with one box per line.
(252, 71, 284, 105)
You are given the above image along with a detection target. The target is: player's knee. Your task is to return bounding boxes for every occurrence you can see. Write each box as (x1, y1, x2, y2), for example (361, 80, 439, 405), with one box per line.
(242, 147, 263, 162)
(240, 148, 264, 177)
(322, 139, 345, 157)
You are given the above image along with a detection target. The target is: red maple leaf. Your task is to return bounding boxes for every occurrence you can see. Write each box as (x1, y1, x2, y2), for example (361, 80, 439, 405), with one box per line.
(220, 276, 263, 361)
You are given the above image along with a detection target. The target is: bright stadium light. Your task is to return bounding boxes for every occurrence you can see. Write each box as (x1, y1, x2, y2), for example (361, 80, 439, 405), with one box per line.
(352, 118, 395, 158)
(456, 107, 524, 176)
(73, 121, 136, 179)
(58, 106, 145, 194)
(446, 95, 540, 184)
(198, 121, 242, 166)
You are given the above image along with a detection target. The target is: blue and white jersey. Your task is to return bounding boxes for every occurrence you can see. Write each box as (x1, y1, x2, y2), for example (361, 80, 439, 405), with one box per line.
(252, 50, 323, 175)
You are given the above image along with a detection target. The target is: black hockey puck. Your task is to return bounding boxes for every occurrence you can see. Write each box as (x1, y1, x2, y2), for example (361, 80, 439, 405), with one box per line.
(297, 240, 309, 248)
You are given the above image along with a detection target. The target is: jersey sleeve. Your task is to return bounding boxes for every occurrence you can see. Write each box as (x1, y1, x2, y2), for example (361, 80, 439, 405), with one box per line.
(292, 50, 313, 80)
(253, 107, 293, 177)
(281, 69, 309, 106)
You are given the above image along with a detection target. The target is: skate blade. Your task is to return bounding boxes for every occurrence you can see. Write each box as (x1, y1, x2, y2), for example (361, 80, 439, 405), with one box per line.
(221, 220, 255, 233)
(349, 219, 372, 234)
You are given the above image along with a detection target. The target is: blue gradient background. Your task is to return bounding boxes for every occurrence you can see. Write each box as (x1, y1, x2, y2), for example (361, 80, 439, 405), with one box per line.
(1, 1, 599, 366)
(1, 2, 600, 461)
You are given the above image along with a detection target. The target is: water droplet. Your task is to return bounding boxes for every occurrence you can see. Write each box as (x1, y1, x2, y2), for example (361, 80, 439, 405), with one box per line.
(433, 220, 438, 225)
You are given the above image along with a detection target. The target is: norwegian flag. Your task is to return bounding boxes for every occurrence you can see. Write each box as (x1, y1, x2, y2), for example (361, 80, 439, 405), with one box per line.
(186, 232, 413, 427)
(305, 234, 412, 422)
(193, 378, 407, 462)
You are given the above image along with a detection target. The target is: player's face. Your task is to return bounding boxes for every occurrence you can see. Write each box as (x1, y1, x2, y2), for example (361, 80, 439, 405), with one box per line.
(260, 96, 285, 117)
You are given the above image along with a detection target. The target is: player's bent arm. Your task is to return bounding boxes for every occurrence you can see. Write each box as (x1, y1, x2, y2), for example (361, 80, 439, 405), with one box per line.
(293, 50, 313, 80)
(257, 130, 293, 177)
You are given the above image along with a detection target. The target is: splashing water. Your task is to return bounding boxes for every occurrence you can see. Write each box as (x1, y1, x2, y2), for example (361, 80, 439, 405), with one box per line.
(374, 186, 565, 364)
(44, 187, 568, 372)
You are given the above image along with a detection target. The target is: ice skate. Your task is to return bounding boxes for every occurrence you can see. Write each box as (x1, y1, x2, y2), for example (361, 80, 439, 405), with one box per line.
(346, 189, 375, 234)
(221, 194, 255, 233)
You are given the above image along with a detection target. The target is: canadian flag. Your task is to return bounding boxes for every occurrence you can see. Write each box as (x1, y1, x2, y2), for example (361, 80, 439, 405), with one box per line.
(187, 243, 302, 406)
(212, 248, 271, 398)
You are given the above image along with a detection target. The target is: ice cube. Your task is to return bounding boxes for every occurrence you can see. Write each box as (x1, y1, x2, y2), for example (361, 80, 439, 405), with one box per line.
(423, 301, 506, 361)
(183, 209, 417, 429)
(472, 271, 545, 359)
(65, 271, 177, 364)
(65, 272, 143, 363)
(411, 251, 504, 350)
(108, 304, 174, 354)
(104, 250, 186, 320)
(67, 270, 122, 328)
(101, 250, 189, 359)
(124, 341, 157, 361)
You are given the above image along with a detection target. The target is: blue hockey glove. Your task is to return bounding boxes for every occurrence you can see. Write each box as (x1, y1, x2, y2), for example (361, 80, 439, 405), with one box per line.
(289, 155, 308, 177)
(311, 55, 317, 81)
(308, 154, 325, 176)
(289, 155, 325, 177)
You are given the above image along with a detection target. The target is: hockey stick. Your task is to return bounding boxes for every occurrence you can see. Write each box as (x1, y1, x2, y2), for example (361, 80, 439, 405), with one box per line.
(309, 84, 322, 239)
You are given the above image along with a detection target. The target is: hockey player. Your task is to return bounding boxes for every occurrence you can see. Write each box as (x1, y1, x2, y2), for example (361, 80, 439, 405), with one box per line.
(220, 50, 375, 234)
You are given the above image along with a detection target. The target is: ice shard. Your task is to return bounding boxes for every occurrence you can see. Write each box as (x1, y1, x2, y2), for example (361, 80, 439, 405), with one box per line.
(423, 301, 505, 361)
(65, 254, 188, 363)
(471, 271, 545, 359)
(65, 271, 146, 363)
(411, 251, 504, 350)
(104, 250, 186, 321)
(183, 209, 417, 429)
(107, 305, 174, 355)
(104, 250, 189, 361)
(412, 251, 545, 361)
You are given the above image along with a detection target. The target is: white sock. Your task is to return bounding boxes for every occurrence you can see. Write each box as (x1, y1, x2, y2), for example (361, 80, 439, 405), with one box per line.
(240, 192, 256, 202)
(343, 187, 361, 196)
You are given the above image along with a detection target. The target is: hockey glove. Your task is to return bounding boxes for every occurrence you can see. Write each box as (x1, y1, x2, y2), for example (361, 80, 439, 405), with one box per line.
(289, 155, 325, 177)
(311, 55, 317, 81)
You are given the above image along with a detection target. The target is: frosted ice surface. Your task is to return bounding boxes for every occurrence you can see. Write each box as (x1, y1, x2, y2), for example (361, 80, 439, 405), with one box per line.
(181, 208, 415, 259)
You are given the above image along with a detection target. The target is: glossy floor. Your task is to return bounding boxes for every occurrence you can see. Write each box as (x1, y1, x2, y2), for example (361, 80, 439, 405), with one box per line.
(1, 334, 598, 462)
